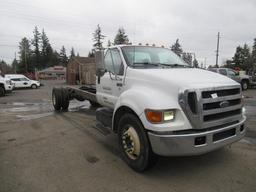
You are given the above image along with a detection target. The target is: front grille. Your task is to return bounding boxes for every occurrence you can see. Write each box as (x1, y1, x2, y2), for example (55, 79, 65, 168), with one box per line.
(203, 99, 241, 110)
(204, 109, 241, 122)
(202, 88, 240, 98)
(179, 85, 243, 129)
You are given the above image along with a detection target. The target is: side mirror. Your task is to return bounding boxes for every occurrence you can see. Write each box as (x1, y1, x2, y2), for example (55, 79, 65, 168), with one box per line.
(95, 50, 105, 77)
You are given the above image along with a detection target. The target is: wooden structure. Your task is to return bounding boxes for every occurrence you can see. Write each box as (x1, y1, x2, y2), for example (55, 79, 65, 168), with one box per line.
(67, 57, 96, 85)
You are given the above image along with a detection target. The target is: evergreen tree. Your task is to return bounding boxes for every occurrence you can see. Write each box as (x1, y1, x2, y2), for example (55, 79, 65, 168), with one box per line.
(59, 46, 68, 66)
(31, 26, 41, 69)
(242, 44, 251, 71)
(18, 37, 32, 73)
(171, 39, 183, 57)
(50, 50, 61, 66)
(251, 38, 256, 70)
(232, 44, 251, 70)
(182, 52, 193, 66)
(92, 24, 105, 50)
(114, 27, 129, 45)
(193, 58, 199, 68)
(70, 47, 75, 59)
(12, 58, 18, 73)
(107, 40, 112, 47)
(41, 29, 53, 68)
(88, 51, 95, 58)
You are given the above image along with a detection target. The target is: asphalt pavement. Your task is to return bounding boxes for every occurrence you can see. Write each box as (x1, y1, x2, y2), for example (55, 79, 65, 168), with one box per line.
(0, 80, 255, 192)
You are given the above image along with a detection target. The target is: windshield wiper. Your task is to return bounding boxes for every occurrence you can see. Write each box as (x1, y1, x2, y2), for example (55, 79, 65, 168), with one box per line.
(131, 62, 159, 68)
(160, 63, 191, 68)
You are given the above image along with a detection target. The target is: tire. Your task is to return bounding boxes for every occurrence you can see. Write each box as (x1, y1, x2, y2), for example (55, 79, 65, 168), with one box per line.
(241, 80, 248, 90)
(31, 84, 37, 89)
(61, 88, 70, 110)
(0, 87, 5, 97)
(52, 88, 62, 111)
(118, 113, 158, 172)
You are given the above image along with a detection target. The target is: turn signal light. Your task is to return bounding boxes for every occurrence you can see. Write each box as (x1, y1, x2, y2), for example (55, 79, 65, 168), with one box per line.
(145, 109, 175, 123)
(145, 110, 162, 123)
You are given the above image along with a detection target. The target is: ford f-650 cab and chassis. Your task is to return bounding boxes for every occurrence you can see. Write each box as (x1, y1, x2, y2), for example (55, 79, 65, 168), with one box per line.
(52, 45, 246, 172)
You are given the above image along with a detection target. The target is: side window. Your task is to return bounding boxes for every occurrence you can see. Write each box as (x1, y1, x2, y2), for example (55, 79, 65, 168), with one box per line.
(11, 78, 20, 81)
(228, 69, 236, 76)
(104, 50, 115, 73)
(111, 49, 124, 75)
(219, 69, 227, 76)
(20, 78, 29, 81)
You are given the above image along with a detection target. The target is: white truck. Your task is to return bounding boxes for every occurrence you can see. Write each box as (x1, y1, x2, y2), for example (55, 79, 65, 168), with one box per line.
(0, 75, 14, 96)
(52, 45, 246, 172)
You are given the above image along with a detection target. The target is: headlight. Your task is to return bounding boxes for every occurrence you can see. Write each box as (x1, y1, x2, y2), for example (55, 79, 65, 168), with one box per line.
(145, 109, 175, 123)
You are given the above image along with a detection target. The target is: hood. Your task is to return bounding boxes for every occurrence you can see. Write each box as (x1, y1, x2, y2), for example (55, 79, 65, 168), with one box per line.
(128, 68, 239, 89)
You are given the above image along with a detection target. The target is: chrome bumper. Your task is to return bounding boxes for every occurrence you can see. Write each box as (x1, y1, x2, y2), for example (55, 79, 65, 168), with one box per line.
(148, 116, 246, 156)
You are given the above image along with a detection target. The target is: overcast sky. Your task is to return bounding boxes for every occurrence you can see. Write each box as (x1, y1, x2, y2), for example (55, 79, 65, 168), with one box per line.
(0, 0, 256, 66)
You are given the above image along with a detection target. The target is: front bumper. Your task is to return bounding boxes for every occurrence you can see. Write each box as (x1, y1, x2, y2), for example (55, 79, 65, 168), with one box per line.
(148, 116, 246, 156)
(5, 84, 14, 92)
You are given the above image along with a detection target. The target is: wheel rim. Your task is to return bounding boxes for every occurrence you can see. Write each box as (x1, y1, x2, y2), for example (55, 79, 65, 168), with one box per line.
(243, 82, 247, 90)
(32, 85, 36, 89)
(122, 126, 141, 160)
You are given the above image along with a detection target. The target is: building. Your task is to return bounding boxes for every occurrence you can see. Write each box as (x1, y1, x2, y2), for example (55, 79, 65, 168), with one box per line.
(67, 57, 96, 85)
(38, 66, 66, 80)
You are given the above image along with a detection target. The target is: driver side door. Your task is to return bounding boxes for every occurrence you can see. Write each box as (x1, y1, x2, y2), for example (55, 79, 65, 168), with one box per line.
(96, 48, 124, 108)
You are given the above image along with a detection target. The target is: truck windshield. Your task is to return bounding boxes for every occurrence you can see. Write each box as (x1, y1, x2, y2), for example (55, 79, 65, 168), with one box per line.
(121, 46, 189, 68)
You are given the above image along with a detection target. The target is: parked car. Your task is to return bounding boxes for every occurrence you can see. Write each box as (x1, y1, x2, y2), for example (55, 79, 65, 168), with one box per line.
(5, 74, 40, 89)
(208, 68, 250, 90)
(0, 75, 14, 96)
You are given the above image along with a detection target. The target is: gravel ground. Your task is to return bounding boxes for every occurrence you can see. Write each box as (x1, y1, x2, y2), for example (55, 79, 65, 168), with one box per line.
(0, 80, 255, 192)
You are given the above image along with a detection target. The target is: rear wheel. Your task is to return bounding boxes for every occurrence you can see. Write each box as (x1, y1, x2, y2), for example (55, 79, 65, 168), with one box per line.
(52, 88, 62, 111)
(241, 80, 248, 90)
(0, 87, 5, 97)
(31, 84, 37, 89)
(118, 113, 158, 172)
(61, 88, 70, 110)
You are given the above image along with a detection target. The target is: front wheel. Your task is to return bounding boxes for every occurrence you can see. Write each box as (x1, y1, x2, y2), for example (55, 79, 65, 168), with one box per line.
(0, 87, 5, 97)
(118, 113, 158, 172)
(31, 84, 37, 89)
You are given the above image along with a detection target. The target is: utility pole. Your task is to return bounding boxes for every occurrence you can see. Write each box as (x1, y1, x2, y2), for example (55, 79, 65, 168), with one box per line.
(24, 47, 28, 73)
(14, 52, 17, 73)
(216, 32, 220, 68)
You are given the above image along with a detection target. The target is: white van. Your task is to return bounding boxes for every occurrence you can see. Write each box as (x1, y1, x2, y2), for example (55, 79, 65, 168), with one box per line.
(5, 74, 40, 89)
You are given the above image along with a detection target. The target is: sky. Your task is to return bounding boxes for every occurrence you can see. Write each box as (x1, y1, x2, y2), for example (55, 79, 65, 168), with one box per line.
(0, 0, 256, 66)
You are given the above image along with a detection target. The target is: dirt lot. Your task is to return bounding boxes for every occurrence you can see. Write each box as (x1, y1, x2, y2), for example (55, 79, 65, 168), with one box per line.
(0, 80, 255, 192)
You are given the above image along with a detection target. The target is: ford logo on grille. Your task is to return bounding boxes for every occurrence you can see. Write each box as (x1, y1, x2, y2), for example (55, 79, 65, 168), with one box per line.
(220, 101, 229, 108)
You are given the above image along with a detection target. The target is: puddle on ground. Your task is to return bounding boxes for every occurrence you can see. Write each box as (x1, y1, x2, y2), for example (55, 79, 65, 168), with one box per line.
(0, 100, 91, 122)
(16, 112, 54, 121)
